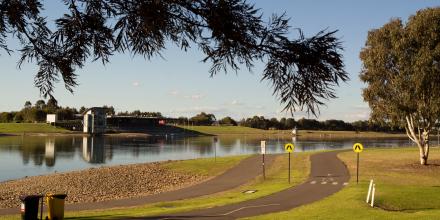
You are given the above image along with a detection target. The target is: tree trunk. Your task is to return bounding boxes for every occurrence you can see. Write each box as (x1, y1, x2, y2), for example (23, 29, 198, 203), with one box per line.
(405, 115, 430, 165)
(421, 131, 429, 165)
(419, 146, 428, 165)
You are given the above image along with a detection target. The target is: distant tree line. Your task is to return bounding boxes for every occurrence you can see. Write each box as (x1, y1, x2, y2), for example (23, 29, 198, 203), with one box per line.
(1, 104, 403, 132)
(116, 110, 162, 118)
(239, 116, 401, 132)
(0, 99, 75, 123)
(0, 101, 116, 123)
(175, 112, 403, 132)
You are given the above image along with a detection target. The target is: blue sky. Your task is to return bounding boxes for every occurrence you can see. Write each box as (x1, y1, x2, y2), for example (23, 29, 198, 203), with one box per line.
(1, 0, 439, 121)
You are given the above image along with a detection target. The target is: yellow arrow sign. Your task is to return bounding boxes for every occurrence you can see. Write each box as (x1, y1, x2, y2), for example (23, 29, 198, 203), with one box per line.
(285, 143, 294, 153)
(353, 143, 364, 153)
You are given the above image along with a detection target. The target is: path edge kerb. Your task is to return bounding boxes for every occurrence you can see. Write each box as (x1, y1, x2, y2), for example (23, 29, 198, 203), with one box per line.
(144, 150, 351, 219)
(0, 154, 277, 215)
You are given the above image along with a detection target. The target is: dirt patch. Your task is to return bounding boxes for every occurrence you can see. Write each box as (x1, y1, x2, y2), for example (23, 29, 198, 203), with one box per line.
(406, 160, 440, 169)
(391, 159, 440, 172)
(0, 162, 205, 209)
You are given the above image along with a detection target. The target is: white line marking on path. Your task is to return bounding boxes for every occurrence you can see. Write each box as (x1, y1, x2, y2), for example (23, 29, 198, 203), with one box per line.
(321, 181, 327, 184)
(220, 204, 281, 216)
(310, 181, 317, 184)
(343, 182, 349, 186)
(332, 182, 338, 185)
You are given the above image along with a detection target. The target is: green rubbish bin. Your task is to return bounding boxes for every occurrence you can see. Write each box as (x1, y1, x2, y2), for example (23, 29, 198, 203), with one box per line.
(19, 195, 43, 220)
(45, 194, 67, 220)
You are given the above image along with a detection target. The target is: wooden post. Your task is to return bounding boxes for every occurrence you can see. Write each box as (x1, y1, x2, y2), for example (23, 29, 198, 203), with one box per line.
(371, 184, 376, 207)
(261, 140, 266, 180)
(366, 179, 373, 203)
(262, 154, 265, 180)
(288, 152, 291, 184)
(356, 153, 359, 184)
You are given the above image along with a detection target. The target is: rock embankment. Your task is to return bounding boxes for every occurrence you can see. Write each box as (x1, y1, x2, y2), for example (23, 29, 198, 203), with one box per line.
(0, 162, 204, 209)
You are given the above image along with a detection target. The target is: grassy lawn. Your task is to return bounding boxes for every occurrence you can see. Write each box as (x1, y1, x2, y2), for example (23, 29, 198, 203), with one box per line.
(0, 123, 70, 134)
(247, 147, 440, 220)
(297, 130, 406, 138)
(0, 152, 311, 220)
(162, 155, 250, 177)
(60, 153, 310, 220)
(179, 125, 406, 138)
(179, 125, 272, 135)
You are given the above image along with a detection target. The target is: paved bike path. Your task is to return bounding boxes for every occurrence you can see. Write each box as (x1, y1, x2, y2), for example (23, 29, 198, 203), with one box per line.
(0, 154, 276, 215)
(139, 151, 349, 219)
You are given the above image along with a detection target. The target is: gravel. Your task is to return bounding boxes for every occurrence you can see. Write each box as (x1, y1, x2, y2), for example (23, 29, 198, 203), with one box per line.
(0, 162, 205, 209)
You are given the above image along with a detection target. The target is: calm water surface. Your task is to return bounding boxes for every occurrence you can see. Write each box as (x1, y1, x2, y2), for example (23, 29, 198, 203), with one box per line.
(0, 135, 417, 182)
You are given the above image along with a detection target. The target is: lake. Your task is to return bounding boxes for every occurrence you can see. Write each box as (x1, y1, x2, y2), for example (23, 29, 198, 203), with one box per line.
(0, 135, 418, 182)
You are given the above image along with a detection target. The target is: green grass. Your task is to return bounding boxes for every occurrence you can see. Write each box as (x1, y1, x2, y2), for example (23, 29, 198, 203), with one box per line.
(0, 123, 70, 134)
(179, 125, 272, 135)
(297, 130, 406, 138)
(62, 153, 310, 220)
(247, 147, 440, 220)
(179, 125, 406, 138)
(163, 155, 249, 176)
(0, 153, 311, 220)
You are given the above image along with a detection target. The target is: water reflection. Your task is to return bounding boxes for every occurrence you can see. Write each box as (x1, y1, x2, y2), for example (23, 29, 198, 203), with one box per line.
(82, 137, 105, 163)
(45, 138, 55, 167)
(0, 135, 415, 182)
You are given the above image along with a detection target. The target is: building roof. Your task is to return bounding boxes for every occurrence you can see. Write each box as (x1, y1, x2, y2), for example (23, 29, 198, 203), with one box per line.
(82, 107, 107, 115)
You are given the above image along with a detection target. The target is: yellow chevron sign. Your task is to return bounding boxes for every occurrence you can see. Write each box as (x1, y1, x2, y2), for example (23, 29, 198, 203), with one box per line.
(284, 143, 294, 153)
(353, 143, 364, 153)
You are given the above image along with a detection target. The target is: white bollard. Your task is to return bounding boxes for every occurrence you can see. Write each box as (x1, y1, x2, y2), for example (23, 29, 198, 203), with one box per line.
(366, 179, 373, 203)
(370, 184, 376, 207)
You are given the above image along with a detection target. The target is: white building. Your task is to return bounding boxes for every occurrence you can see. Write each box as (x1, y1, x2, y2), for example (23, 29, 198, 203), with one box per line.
(46, 114, 58, 124)
(83, 107, 107, 134)
(292, 127, 298, 136)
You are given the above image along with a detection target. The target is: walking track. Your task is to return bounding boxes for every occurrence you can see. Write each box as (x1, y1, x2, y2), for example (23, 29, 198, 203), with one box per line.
(0, 154, 277, 215)
(131, 151, 350, 219)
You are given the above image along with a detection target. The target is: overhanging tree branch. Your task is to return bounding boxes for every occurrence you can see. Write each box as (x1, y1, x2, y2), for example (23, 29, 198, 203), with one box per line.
(0, 0, 348, 116)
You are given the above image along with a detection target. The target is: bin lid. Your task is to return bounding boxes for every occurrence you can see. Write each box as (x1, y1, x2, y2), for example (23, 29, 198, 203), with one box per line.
(50, 194, 67, 199)
(19, 195, 43, 201)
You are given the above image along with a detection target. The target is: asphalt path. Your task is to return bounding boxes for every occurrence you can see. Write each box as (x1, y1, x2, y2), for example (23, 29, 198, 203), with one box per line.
(135, 151, 350, 220)
(0, 154, 276, 215)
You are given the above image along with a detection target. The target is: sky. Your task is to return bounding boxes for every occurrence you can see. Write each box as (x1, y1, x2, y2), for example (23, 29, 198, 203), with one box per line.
(1, 0, 439, 121)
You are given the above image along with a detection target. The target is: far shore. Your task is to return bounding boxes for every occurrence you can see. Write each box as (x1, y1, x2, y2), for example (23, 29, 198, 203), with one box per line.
(0, 130, 410, 139)
(0, 132, 153, 137)
(0, 123, 414, 139)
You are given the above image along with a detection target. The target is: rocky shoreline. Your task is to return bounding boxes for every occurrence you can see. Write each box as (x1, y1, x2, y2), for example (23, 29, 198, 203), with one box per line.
(0, 162, 205, 209)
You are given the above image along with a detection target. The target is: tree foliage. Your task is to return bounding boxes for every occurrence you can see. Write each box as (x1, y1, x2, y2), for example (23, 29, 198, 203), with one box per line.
(0, 0, 347, 115)
(190, 112, 216, 125)
(360, 7, 440, 164)
(218, 116, 237, 126)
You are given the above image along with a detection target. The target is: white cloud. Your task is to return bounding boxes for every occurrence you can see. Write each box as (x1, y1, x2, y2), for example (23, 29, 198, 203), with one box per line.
(169, 106, 228, 116)
(230, 100, 245, 106)
(346, 111, 370, 121)
(169, 90, 180, 96)
(168, 90, 204, 100)
(353, 104, 369, 110)
(184, 94, 204, 100)
(132, 81, 140, 87)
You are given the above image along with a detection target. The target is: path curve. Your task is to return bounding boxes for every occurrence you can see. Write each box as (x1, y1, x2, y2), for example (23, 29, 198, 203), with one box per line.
(137, 151, 350, 219)
(0, 154, 276, 215)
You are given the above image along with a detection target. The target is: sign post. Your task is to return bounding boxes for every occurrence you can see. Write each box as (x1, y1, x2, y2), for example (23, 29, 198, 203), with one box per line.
(213, 137, 218, 162)
(353, 143, 364, 184)
(261, 141, 266, 180)
(284, 143, 294, 184)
